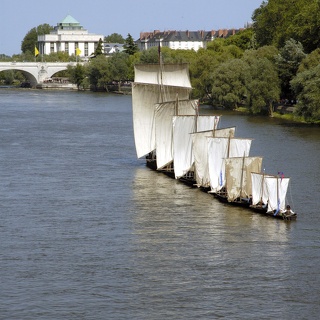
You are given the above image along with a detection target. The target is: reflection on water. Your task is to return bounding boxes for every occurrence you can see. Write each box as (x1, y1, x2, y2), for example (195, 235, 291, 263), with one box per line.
(129, 166, 298, 318)
(1, 90, 319, 319)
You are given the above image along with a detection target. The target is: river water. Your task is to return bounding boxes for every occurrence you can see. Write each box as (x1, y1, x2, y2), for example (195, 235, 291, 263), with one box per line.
(0, 89, 319, 320)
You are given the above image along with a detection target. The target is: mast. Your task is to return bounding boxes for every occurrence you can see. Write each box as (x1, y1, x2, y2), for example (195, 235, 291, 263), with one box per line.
(227, 136, 231, 158)
(239, 152, 245, 198)
(260, 169, 265, 205)
(276, 174, 280, 213)
(174, 93, 179, 116)
(158, 43, 165, 103)
(224, 136, 231, 194)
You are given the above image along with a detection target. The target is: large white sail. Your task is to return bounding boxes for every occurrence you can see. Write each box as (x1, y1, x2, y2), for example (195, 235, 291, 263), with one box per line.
(192, 127, 236, 188)
(208, 137, 252, 192)
(173, 115, 219, 178)
(134, 63, 193, 89)
(155, 99, 198, 170)
(225, 156, 263, 201)
(132, 64, 192, 159)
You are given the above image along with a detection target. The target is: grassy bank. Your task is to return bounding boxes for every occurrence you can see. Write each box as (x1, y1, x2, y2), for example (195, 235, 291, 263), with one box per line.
(235, 106, 320, 125)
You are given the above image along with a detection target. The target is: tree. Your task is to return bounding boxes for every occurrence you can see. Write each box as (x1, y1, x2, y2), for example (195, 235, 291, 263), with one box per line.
(206, 39, 244, 59)
(0, 70, 14, 85)
(291, 65, 320, 121)
(139, 46, 160, 64)
(123, 33, 138, 55)
(104, 33, 125, 44)
(67, 63, 86, 90)
(93, 38, 104, 57)
(297, 48, 320, 73)
(86, 55, 110, 90)
(290, 1, 320, 53)
(138, 46, 172, 64)
(126, 52, 141, 81)
(21, 24, 53, 54)
(42, 51, 71, 62)
(224, 28, 256, 51)
(244, 53, 280, 114)
(252, 0, 320, 53)
(189, 50, 221, 103)
(107, 52, 130, 91)
(0, 54, 11, 62)
(246, 45, 279, 63)
(11, 52, 34, 62)
(252, 1, 274, 47)
(190, 41, 245, 103)
(0, 70, 26, 85)
(210, 59, 250, 109)
(276, 38, 306, 100)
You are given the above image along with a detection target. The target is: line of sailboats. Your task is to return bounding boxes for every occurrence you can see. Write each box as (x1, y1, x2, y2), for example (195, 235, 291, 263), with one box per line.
(131, 62, 297, 221)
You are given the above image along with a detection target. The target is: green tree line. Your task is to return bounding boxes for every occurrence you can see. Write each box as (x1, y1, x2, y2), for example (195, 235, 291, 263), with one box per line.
(1, 0, 319, 122)
(68, 34, 319, 122)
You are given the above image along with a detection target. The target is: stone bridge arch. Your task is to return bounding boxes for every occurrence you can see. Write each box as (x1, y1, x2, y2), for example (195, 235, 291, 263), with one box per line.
(0, 62, 82, 86)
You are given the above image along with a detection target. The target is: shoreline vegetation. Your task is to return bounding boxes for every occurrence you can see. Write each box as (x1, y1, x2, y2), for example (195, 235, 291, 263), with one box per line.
(1, 85, 318, 125)
(1, 1, 320, 123)
(235, 107, 319, 125)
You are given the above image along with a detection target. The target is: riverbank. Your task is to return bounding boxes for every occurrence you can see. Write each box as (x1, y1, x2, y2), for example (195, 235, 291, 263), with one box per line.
(233, 106, 320, 125)
(36, 83, 77, 90)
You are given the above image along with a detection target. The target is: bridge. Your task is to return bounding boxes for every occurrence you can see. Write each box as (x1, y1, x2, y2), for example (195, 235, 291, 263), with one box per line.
(0, 62, 83, 86)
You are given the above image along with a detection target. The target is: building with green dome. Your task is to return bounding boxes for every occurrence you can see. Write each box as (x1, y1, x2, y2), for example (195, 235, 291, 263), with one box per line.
(37, 15, 104, 58)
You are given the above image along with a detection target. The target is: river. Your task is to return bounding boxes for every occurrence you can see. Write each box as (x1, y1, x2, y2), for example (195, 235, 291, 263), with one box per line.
(0, 89, 319, 319)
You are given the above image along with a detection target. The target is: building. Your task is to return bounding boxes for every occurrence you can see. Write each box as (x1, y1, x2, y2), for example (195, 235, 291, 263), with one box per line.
(104, 43, 125, 55)
(37, 15, 104, 58)
(136, 29, 245, 51)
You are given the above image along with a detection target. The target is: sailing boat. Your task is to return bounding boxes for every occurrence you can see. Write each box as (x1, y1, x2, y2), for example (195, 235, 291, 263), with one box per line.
(214, 155, 263, 206)
(155, 97, 198, 176)
(132, 63, 197, 171)
(172, 114, 220, 184)
(192, 127, 236, 191)
(250, 172, 297, 220)
(207, 137, 252, 194)
(131, 57, 298, 222)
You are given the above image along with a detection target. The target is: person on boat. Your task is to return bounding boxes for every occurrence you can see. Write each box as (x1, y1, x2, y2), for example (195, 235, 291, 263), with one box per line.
(283, 205, 295, 216)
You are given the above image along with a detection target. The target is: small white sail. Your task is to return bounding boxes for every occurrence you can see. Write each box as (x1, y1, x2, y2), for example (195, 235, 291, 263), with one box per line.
(251, 173, 290, 213)
(265, 176, 290, 212)
(251, 172, 269, 206)
(225, 156, 263, 201)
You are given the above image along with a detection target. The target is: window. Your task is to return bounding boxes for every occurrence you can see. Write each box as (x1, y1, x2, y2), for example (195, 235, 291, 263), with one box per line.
(50, 42, 54, 53)
(84, 42, 88, 56)
(65, 42, 69, 53)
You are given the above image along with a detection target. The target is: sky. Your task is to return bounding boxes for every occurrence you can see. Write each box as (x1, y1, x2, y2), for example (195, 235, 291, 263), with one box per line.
(0, 0, 263, 56)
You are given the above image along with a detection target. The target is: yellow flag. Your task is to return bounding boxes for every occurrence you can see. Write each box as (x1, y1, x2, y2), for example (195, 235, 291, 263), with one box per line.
(76, 47, 81, 56)
(35, 46, 39, 57)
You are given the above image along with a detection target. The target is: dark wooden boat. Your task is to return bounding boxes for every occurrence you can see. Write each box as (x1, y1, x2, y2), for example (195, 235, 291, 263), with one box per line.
(213, 190, 252, 208)
(249, 204, 297, 220)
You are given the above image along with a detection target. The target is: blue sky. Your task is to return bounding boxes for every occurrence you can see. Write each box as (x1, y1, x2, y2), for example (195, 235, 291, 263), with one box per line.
(1, 0, 263, 56)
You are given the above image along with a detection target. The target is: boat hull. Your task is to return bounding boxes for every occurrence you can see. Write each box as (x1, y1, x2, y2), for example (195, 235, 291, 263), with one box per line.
(249, 205, 297, 220)
(146, 157, 175, 179)
(213, 192, 252, 208)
